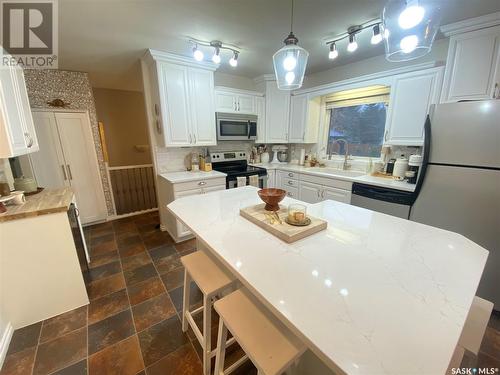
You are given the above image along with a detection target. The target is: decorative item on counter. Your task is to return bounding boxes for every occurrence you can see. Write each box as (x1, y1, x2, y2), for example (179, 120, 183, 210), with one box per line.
(385, 158, 396, 175)
(393, 155, 409, 179)
(309, 154, 320, 167)
(10, 191, 26, 205)
(298, 148, 305, 165)
(13, 176, 37, 193)
(46, 98, 70, 108)
(191, 152, 199, 172)
(286, 203, 310, 226)
(257, 188, 286, 211)
(199, 149, 212, 172)
(370, 161, 385, 175)
(408, 154, 422, 184)
(405, 170, 416, 184)
(303, 154, 311, 167)
(271, 145, 289, 164)
(261, 151, 269, 164)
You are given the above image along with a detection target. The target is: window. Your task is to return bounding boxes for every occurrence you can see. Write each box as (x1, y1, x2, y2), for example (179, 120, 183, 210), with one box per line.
(324, 86, 389, 158)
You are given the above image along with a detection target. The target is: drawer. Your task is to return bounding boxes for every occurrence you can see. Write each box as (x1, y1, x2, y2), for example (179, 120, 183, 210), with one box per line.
(173, 177, 226, 193)
(284, 186, 299, 198)
(278, 170, 299, 180)
(300, 173, 352, 191)
(283, 178, 298, 188)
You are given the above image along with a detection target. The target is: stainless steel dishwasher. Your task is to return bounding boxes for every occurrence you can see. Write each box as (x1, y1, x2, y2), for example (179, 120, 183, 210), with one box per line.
(351, 183, 413, 219)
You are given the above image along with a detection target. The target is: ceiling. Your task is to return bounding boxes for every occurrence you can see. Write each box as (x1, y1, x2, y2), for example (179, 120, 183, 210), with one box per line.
(58, 0, 500, 91)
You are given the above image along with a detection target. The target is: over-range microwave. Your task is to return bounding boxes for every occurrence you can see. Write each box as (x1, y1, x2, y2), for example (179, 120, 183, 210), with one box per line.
(216, 112, 257, 141)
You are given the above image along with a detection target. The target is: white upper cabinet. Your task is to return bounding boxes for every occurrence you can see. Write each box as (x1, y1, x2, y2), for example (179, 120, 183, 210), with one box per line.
(0, 59, 38, 158)
(441, 24, 500, 102)
(214, 87, 259, 114)
(385, 67, 444, 146)
(264, 80, 290, 143)
(142, 50, 217, 147)
(289, 94, 320, 143)
(254, 96, 266, 143)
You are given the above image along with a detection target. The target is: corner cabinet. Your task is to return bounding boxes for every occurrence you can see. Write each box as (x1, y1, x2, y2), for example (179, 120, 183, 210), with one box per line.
(441, 25, 500, 102)
(0, 58, 39, 158)
(384, 67, 444, 146)
(141, 50, 217, 147)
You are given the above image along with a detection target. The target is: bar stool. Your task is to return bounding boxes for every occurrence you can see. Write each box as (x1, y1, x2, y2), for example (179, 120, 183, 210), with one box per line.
(181, 250, 236, 375)
(214, 289, 306, 375)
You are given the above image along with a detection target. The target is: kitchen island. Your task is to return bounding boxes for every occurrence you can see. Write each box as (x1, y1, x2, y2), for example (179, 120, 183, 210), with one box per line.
(167, 186, 488, 375)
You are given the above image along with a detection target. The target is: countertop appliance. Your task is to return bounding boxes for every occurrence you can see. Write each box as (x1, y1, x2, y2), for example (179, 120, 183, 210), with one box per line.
(216, 113, 257, 141)
(211, 151, 267, 189)
(410, 100, 500, 308)
(271, 145, 288, 164)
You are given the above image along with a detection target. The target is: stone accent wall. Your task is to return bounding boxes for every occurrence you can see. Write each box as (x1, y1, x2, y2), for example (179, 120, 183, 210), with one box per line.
(24, 69, 114, 216)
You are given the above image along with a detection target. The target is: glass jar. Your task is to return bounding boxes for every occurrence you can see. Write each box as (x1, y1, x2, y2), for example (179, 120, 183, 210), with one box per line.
(288, 203, 307, 224)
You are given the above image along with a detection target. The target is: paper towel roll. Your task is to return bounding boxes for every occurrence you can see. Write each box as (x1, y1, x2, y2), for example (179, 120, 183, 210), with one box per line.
(299, 149, 306, 165)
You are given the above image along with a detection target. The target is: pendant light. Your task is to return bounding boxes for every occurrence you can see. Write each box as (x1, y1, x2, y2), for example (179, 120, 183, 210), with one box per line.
(382, 0, 442, 62)
(272, 0, 309, 90)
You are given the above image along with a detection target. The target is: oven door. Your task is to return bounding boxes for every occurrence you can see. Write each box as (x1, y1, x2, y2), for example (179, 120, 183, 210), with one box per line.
(216, 113, 257, 140)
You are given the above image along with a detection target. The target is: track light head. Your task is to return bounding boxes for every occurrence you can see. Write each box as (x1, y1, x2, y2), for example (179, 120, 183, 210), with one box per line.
(328, 43, 338, 59)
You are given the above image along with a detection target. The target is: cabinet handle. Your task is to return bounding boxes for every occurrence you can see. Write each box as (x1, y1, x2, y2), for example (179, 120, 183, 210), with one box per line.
(321, 190, 325, 198)
(66, 165, 73, 180)
(384, 130, 388, 142)
(288, 180, 293, 185)
(155, 119, 162, 134)
(238, 101, 240, 111)
(234, 99, 237, 111)
(302, 130, 305, 140)
(153, 104, 159, 116)
(24, 132, 33, 148)
(494, 83, 499, 99)
(287, 192, 293, 197)
(193, 134, 196, 144)
(189, 134, 192, 144)
(198, 181, 206, 186)
(288, 173, 293, 177)
(61, 165, 67, 180)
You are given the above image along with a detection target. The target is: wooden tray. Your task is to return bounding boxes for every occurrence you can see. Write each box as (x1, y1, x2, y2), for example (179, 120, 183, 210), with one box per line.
(240, 203, 327, 243)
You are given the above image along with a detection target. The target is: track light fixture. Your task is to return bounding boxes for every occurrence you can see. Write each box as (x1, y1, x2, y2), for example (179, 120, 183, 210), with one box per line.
(328, 43, 338, 59)
(188, 39, 240, 67)
(371, 24, 383, 45)
(347, 33, 358, 52)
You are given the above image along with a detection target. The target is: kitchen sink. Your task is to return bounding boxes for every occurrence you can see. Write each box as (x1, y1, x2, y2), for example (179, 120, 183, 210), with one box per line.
(307, 167, 365, 178)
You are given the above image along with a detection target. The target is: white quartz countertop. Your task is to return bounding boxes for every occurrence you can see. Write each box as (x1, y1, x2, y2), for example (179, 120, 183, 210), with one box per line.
(252, 163, 416, 192)
(167, 186, 488, 375)
(159, 170, 226, 183)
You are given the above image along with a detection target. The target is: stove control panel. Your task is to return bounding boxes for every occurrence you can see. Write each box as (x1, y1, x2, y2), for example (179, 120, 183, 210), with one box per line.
(210, 151, 247, 162)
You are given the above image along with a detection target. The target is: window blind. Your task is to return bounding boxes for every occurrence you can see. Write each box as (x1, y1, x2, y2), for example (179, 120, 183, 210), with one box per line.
(325, 85, 390, 108)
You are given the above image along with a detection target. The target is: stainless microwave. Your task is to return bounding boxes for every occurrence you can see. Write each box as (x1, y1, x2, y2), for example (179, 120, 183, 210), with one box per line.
(216, 112, 257, 141)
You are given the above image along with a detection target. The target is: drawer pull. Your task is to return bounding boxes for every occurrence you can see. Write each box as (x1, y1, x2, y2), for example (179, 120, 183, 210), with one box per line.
(288, 173, 293, 177)
(198, 181, 206, 186)
(288, 180, 293, 185)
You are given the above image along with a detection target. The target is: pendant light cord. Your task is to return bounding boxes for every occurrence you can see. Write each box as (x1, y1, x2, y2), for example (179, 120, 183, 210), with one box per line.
(290, 0, 294, 33)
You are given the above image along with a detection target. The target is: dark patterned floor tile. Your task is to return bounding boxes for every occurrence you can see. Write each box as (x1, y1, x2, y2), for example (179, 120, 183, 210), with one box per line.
(480, 326, 500, 360)
(136, 222, 158, 235)
(89, 250, 120, 269)
(40, 306, 87, 343)
(87, 261, 122, 283)
(90, 233, 115, 246)
(33, 327, 86, 375)
(148, 245, 180, 275)
(118, 243, 147, 258)
(121, 252, 152, 272)
(112, 219, 138, 234)
(6, 322, 42, 355)
(117, 234, 143, 249)
(127, 276, 165, 306)
(174, 239, 197, 254)
(90, 222, 114, 237)
(145, 343, 202, 375)
(477, 351, 500, 369)
(131, 294, 176, 332)
(161, 267, 185, 291)
(138, 316, 189, 366)
(0, 346, 36, 375)
(88, 289, 130, 325)
(168, 284, 203, 314)
(51, 359, 87, 375)
(88, 309, 135, 355)
(87, 273, 126, 300)
(142, 232, 174, 250)
(88, 335, 144, 375)
(123, 263, 157, 287)
(90, 240, 118, 257)
(488, 310, 500, 331)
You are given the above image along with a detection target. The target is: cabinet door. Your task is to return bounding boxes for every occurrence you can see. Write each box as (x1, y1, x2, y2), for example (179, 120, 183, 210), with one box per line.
(254, 96, 266, 143)
(215, 91, 237, 113)
(285, 185, 298, 199)
(174, 188, 202, 237)
(157, 62, 192, 146)
(298, 181, 321, 203)
(322, 187, 351, 204)
(29, 112, 68, 189)
(386, 68, 442, 146)
(188, 68, 216, 146)
(54, 112, 107, 224)
(265, 83, 290, 143)
(236, 94, 255, 114)
(442, 27, 500, 102)
(289, 94, 307, 143)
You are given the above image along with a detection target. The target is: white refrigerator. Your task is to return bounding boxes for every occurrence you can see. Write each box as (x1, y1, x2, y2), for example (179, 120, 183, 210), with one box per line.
(411, 100, 500, 308)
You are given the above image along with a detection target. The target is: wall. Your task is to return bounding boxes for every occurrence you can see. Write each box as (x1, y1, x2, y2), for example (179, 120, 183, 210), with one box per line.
(93, 88, 151, 167)
(23, 70, 114, 216)
(214, 72, 256, 91)
(302, 38, 449, 89)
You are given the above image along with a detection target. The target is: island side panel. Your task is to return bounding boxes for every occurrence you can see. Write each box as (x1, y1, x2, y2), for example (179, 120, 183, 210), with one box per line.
(1, 212, 89, 329)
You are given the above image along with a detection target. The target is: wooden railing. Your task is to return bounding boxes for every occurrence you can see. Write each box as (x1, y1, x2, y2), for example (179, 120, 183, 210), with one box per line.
(107, 164, 157, 216)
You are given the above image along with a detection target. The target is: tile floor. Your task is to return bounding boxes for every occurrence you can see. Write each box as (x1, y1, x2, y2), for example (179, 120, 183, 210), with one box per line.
(1, 211, 499, 375)
(1, 211, 255, 375)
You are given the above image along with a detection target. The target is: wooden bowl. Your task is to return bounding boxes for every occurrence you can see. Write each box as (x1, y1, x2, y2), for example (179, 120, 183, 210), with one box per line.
(258, 188, 286, 211)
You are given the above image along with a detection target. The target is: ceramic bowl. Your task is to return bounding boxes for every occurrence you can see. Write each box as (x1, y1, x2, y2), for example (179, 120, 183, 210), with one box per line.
(258, 188, 286, 211)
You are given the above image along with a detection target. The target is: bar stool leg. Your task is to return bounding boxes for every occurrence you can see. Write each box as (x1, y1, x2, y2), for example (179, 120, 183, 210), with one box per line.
(182, 269, 192, 332)
(203, 294, 213, 375)
(214, 318, 228, 375)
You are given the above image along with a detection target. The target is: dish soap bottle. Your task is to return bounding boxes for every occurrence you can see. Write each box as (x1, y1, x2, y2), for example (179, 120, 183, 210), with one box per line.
(191, 152, 199, 172)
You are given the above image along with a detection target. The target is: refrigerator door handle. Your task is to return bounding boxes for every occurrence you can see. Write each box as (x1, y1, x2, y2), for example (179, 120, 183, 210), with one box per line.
(410, 114, 432, 206)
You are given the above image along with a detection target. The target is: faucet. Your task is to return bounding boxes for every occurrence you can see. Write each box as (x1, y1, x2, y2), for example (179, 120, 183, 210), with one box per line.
(328, 139, 351, 170)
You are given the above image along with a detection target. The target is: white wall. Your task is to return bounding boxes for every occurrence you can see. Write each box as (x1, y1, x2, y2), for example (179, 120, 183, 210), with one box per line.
(302, 38, 449, 89)
(214, 72, 256, 91)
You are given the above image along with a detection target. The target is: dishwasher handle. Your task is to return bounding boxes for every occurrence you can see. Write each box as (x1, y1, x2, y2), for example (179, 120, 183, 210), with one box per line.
(352, 183, 414, 206)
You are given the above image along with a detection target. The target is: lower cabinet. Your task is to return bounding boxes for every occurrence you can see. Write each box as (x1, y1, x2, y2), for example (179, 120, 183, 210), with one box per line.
(298, 181, 322, 203)
(298, 178, 352, 204)
(159, 176, 226, 242)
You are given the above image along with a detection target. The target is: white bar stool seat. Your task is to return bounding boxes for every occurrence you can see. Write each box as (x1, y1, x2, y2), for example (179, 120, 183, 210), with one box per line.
(214, 289, 305, 375)
(181, 250, 236, 375)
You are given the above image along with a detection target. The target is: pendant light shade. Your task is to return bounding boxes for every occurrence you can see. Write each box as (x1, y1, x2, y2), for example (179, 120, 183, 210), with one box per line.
(382, 0, 442, 62)
(273, 0, 309, 90)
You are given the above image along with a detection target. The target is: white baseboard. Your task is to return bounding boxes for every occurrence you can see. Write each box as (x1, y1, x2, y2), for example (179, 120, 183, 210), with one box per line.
(0, 322, 13, 369)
